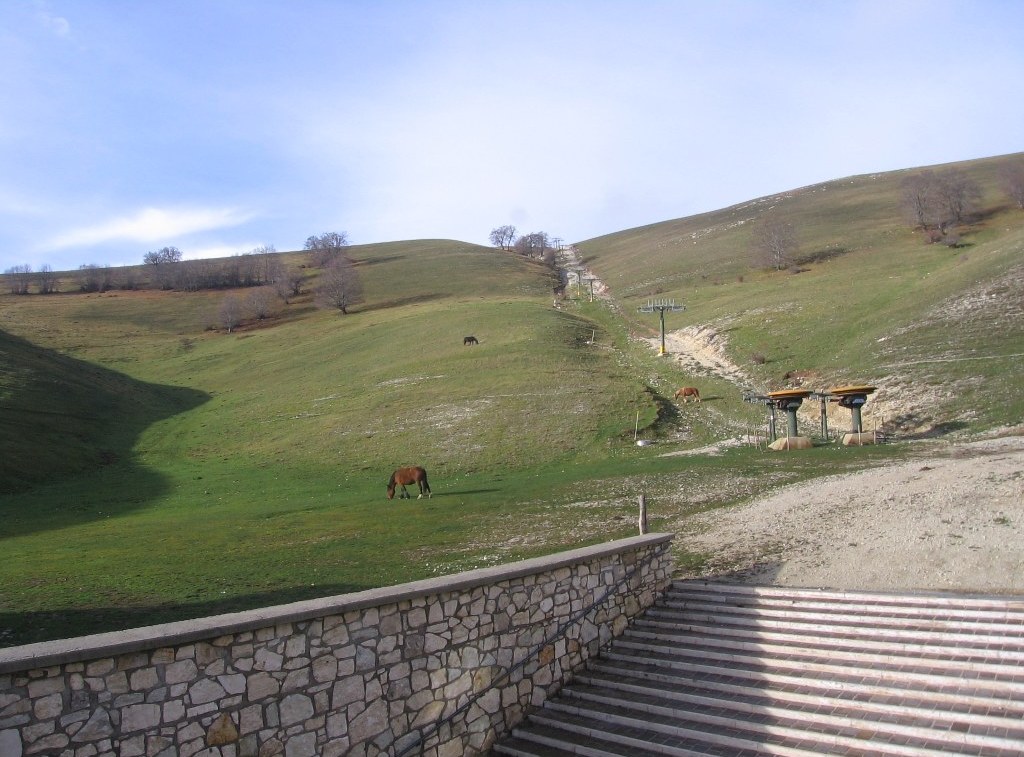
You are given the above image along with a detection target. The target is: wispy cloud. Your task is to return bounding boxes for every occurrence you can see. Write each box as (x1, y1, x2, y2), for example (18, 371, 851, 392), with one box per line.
(47, 207, 256, 249)
(34, 1, 70, 38)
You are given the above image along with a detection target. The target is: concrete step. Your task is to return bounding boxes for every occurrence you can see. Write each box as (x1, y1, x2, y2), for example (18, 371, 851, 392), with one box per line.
(565, 673, 1024, 752)
(633, 616, 1024, 665)
(586, 658, 1024, 724)
(616, 630, 1024, 684)
(657, 591, 1024, 633)
(666, 582, 1024, 616)
(492, 582, 1024, 756)
(508, 705, 831, 756)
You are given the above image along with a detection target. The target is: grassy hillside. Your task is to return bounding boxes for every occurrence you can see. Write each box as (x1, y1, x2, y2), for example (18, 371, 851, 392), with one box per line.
(577, 153, 1024, 434)
(2, 156, 1021, 646)
(2, 239, 733, 645)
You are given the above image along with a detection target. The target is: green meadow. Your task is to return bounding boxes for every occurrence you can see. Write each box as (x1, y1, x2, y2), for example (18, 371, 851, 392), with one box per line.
(2, 156, 1022, 646)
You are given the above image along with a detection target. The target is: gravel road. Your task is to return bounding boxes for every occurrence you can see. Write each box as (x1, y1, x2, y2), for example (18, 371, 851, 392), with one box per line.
(674, 432, 1024, 594)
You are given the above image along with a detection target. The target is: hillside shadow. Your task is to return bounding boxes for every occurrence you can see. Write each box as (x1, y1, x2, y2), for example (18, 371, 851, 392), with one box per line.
(796, 246, 850, 266)
(644, 387, 682, 435)
(0, 329, 209, 534)
(0, 580, 374, 648)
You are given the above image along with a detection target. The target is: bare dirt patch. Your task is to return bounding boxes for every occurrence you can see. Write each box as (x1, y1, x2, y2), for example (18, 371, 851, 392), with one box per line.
(674, 431, 1024, 593)
(644, 324, 752, 387)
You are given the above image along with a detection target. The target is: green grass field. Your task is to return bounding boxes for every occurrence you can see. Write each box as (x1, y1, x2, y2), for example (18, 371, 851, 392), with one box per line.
(2, 156, 1022, 647)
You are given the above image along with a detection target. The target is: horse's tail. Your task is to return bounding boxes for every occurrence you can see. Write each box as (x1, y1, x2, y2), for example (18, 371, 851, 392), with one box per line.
(421, 468, 431, 496)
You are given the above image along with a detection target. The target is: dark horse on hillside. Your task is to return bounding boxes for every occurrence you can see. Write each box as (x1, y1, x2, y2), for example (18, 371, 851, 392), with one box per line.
(463, 335, 479, 345)
(387, 466, 432, 499)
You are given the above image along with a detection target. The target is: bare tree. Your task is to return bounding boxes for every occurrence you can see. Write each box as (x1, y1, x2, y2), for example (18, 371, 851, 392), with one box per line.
(144, 246, 183, 289)
(273, 265, 304, 304)
(752, 216, 798, 270)
(77, 264, 114, 292)
(218, 295, 243, 333)
(514, 231, 550, 258)
(489, 225, 517, 250)
(4, 265, 32, 294)
(901, 169, 981, 238)
(900, 171, 940, 230)
(1001, 160, 1024, 210)
(111, 266, 140, 290)
(252, 244, 278, 284)
(314, 254, 363, 314)
(235, 253, 261, 287)
(246, 286, 279, 320)
(35, 264, 58, 294)
(143, 246, 183, 265)
(261, 254, 294, 302)
(934, 169, 981, 227)
(305, 231, 350, 268)
(174, 259, 208, 292)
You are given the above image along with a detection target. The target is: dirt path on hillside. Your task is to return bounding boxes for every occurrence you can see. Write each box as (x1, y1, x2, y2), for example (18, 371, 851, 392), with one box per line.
(644, 325, 754, 388)
(560, 254, 1024, 594)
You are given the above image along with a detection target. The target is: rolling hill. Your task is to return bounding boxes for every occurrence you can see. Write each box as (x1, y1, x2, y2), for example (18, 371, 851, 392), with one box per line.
(577, 152, 1024, 434)
(0, 154, 1021, 645)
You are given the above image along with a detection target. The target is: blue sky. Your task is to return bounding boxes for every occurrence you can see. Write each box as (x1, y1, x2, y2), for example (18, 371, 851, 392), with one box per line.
(2, 1, 1022, 272)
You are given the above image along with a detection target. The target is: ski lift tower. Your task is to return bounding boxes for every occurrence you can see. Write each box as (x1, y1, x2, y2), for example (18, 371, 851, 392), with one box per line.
(639, 299, 685, 356)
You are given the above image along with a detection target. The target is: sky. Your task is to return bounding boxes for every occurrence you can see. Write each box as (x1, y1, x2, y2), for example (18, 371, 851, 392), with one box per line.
(2, 1, 1022, 272)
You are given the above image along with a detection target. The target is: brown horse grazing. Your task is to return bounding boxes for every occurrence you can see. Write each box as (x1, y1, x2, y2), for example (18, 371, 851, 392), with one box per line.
(674, 386, 701, 403)
(387, 467, 432, 499)
(463, 335, 479, 345)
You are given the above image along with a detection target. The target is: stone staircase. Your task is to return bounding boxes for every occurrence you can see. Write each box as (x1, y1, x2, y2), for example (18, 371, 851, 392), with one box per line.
(492, 581, 1024, 756)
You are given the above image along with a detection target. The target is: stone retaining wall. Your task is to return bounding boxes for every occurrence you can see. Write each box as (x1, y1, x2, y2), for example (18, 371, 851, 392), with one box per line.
(0, 533, 674, 756)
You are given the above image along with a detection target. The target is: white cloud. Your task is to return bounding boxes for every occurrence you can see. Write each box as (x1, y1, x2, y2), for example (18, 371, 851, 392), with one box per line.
(47, 206, 256, 249)
(34, 2, 70, 38)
